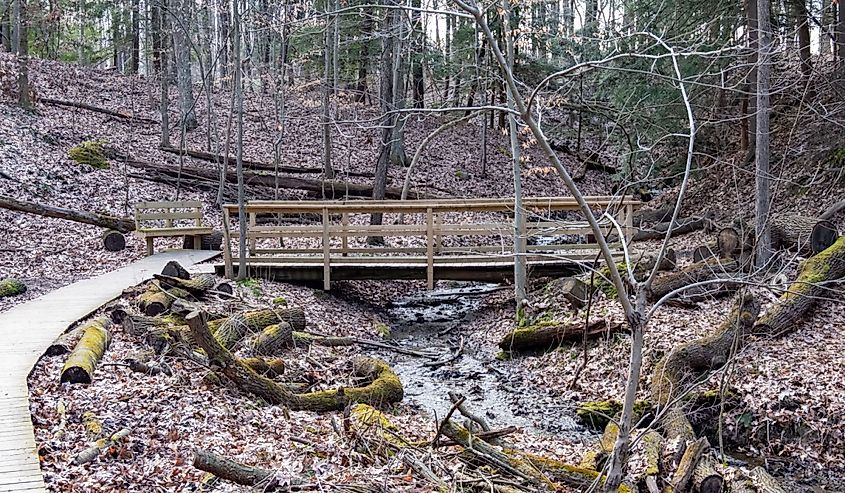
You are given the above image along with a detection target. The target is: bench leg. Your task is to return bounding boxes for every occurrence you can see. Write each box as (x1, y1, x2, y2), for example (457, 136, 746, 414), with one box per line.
(145, 237, 154, 256)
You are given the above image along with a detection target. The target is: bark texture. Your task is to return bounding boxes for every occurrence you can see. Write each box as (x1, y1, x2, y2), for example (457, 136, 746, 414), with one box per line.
(61, 318, 112, 384)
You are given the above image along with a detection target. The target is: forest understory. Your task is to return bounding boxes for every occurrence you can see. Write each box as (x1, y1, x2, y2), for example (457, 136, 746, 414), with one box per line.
(2, 52, 845, 492)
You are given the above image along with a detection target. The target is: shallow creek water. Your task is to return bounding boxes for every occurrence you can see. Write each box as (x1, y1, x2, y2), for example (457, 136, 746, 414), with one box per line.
(370, 282, 586, 437)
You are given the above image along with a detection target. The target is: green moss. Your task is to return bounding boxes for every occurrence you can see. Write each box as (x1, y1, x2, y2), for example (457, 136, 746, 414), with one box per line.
(0, 278, 26, 298)
(495, 350, 512, 361)
(786, 235, 845, 299)
(373, 321, 391, 338)
(272, 296, 288, 307)
(68, 140, 110, 169)
(575, 399, 652, 430)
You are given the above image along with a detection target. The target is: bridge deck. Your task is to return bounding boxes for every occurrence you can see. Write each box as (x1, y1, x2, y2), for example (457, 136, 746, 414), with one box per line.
(0, 250, 219, 493)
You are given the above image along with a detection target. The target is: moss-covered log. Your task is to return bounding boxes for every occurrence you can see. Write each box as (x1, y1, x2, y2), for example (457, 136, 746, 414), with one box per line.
(46, 326, 85, 356)
(251, 323, 293, 355)
(590, 251, 676, 298)
(213, 307, 306, 349)
(646, 257, 739, 302)
(575, 399, 652, 431)
(187, 311, 402, 411)
(440, 420, 634, 492)
(0, 278, 26, 298)
(61, 318, 112, 384)
(755, 235, 845, 335)
(499, 319, 623, 354)
(240, 357, 285, 378)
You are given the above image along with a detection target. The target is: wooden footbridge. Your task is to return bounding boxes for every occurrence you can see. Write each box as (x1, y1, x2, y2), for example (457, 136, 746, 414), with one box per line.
(217, 196, 641, 288)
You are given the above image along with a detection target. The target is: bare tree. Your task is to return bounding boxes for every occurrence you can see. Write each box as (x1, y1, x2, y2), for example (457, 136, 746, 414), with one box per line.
(14, 0, 30, 110)
(158, 0, 171, 148)
(172, 0, 199, 130)
(755, 0, 772, 267)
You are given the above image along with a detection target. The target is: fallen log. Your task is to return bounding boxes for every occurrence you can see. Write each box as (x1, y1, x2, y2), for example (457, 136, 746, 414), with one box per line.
(161, 261, 191, 280)
(0, 278, 26, 298)
(240, 357, 285, 378)
(0, 195, 135, 233)
(138, 282, 192, 316)
(41, 97, 158, 124)
(693, 243, 719, 263)
(590, 250, 676, 298)
(212, 308, 306, 349)
(646, 257, 739, 302)
(46, 326, 85, 356)
(251, 322, 294, 355)
(440, 419, 635, 492)
(192, 449, 273, 487)
(153, 273, 217, 295)
(187, 310, 403, 411)
(499, 319, 624, 354)
(771, 214, 839, 255)
(122, 158, 425, 200)
(633, 216, 711, 241)
(160, 145, 375, 178)
(102, 230, 126, 251)
(632, 206, 673, 227)
(755, 235, 845, 335)
(61, 318, 112, 384)
(74, 428, 131, 465)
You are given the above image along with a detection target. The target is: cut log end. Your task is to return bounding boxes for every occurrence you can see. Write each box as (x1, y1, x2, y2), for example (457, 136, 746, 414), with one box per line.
(811, 221, 838, 254)
(102, 230, 126, 251)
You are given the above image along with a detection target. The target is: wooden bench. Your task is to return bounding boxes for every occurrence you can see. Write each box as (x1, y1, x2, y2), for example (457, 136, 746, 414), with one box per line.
(134, 201, 213, 255)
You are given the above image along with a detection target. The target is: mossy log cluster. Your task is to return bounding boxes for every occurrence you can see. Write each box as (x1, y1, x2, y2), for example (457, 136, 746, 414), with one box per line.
(646, 257, 739, 302)
(187, 310, 403, 411)
(440, 419, 635, 492)
(213, 308, 306, 349)
(60, 318, 112, 384)
(0, 278, 26, 298)
(499, 319, 624, 354)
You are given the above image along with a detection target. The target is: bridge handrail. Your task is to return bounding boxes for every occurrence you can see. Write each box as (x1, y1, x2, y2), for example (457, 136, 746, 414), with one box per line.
(221, 196, 642, 289)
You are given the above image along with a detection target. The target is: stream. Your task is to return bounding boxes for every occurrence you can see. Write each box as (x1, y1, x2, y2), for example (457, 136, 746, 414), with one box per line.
(370, 282, 587, 437)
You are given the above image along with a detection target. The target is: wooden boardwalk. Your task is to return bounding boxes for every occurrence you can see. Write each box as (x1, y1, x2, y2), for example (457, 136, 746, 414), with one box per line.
(0, 250, 219, 492)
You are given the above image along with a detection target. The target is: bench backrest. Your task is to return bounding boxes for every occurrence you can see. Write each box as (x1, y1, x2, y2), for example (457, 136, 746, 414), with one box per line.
(134, 201, 203, 229)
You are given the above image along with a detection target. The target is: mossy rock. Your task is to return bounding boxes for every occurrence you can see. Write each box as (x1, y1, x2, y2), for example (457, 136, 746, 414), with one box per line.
(68, 140, 110, 170)
(575, 399, 653, 430)
(0, 278, 26, 298)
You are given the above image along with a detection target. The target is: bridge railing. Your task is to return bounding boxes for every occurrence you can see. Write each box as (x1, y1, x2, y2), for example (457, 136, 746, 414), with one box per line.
(221, 196, 642, 288)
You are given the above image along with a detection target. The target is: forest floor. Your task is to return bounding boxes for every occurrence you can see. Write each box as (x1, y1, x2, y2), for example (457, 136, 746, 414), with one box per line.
(2, 52, 845, 491)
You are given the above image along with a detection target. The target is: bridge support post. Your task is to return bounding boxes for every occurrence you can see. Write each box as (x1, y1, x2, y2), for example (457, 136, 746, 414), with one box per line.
(222, 207, 233, 278)
(426, 208, 434, 289)
(322, 207, 331, 290)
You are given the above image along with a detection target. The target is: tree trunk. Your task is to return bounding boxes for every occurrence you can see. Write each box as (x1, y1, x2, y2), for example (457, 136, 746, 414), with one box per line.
(172, 0, 198, 130)
(411, 0, 425, 108)
(755, 0, 772, 268)
(14, 0, 29, 109)
(321, 2, 334, 180)
(744, 0, 758, 149)
(793, 0, 812, 78)
(632, 216, 710, 241)
(130, 0, 140, 73)
(354, 7, 372, 103)
(0, 195, 136, 233)
(499, 319, 624, 354)
(159, 0, 171, 147)
(60, 318, 112, 384)
(770, 215, 838, 254)
(218, 0, 229, 85)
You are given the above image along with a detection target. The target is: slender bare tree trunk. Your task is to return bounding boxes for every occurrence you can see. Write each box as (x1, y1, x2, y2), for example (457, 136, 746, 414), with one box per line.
(218, 0, 229, 85)
(172, 0, 198, 130)
(13, 0, 29, 110)
(159, 0, 171, 147)
(0, 0, 10, 52)
(370, 0, 398, 231)
(793, 0, 811, 78)
(322, 0, 334, 180)
(756, 0, 772, 267)
(130, 0, 140, 73)
(745, 0, 758, 149)
(233, 0, 246, 280)
(503, 0, 526, 309)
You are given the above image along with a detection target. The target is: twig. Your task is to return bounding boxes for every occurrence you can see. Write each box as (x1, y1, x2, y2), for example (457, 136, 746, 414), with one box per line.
(432, 396, 465, 449)
(423, 336, 465, 367)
